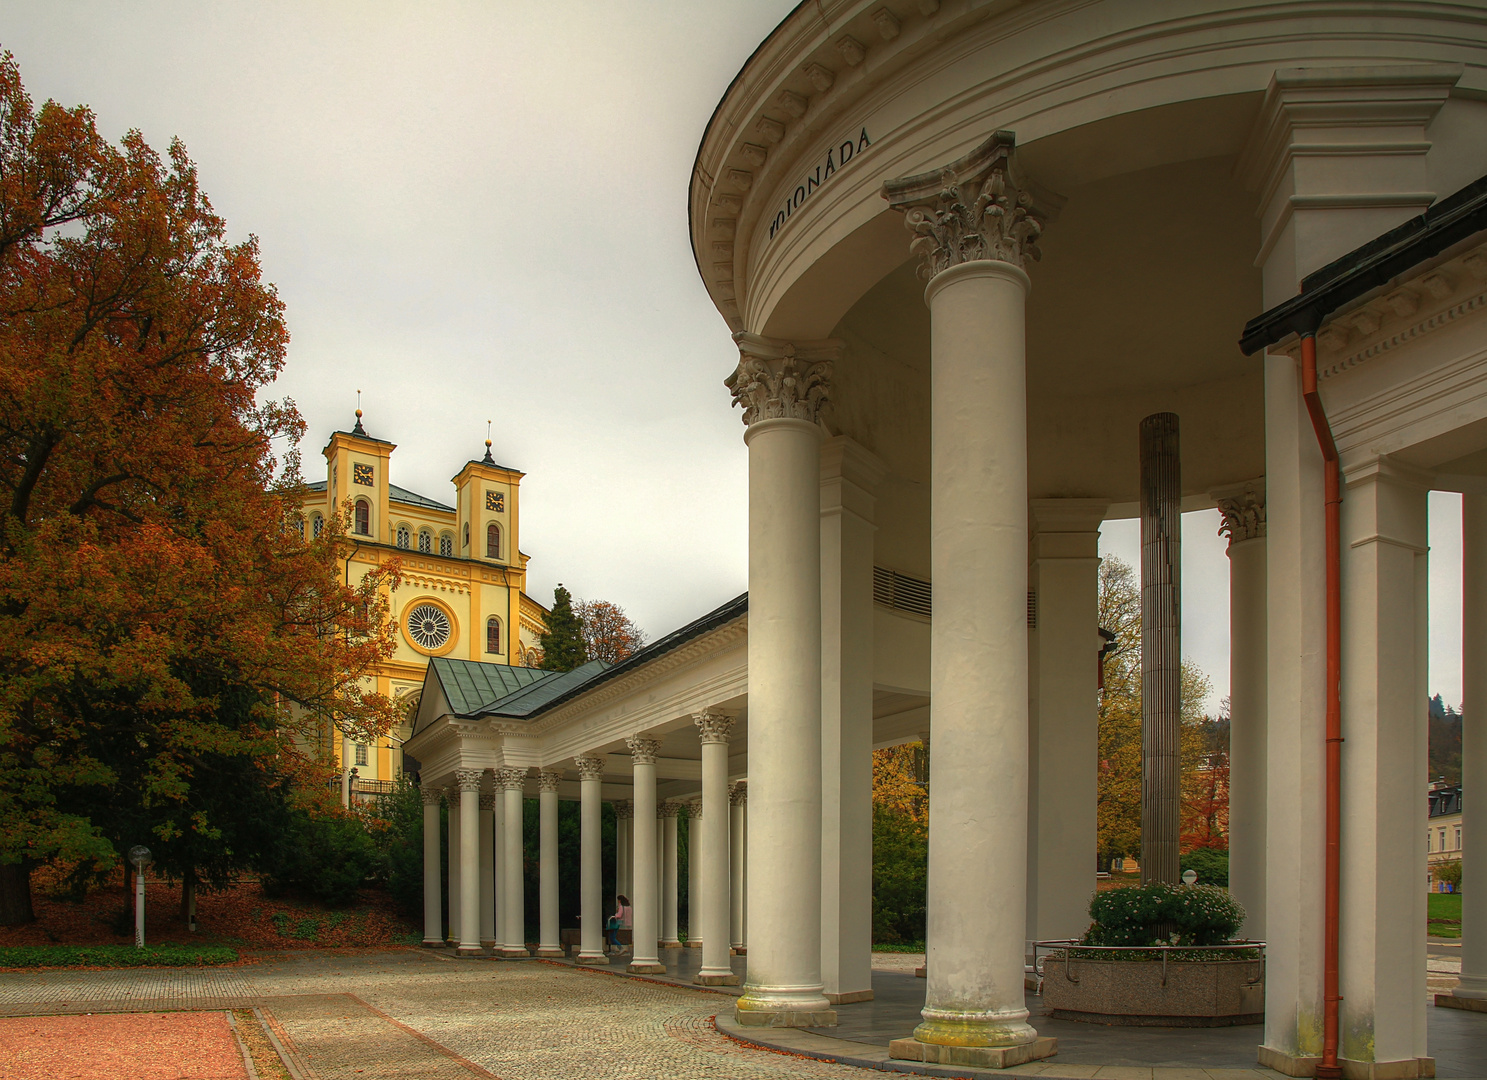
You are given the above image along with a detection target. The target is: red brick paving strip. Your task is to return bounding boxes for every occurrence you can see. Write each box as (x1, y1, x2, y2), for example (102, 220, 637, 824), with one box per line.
(0, 1011, 250, 1079)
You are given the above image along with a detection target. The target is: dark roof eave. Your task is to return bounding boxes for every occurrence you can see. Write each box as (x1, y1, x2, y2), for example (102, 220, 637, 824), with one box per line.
(1240, 172, 1487, 356)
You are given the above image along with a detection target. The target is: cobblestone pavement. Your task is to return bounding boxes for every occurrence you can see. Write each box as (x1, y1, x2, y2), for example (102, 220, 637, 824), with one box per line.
(0, 950, 882, 1079)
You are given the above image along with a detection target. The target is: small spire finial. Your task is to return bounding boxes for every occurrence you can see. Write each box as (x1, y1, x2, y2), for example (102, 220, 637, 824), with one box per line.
(352, 390, 367, 436)
(481, 420, 495, 465)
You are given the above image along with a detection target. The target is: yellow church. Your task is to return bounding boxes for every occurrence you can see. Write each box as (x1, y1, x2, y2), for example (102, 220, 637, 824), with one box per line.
(298, 411, 549, 793)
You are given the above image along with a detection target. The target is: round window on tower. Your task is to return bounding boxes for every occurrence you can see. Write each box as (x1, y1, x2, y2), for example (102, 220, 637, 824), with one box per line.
(406, 603, 452, 651)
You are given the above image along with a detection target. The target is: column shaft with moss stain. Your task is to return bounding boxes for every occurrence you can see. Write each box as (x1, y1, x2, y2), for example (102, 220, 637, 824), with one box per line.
(1140, 412, 1182, 887)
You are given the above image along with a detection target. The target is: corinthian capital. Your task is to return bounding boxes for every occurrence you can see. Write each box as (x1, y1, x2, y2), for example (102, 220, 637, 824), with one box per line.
(1214, 480, 1266, 545)
(883, 130, 1062, 280)
(658, 799, 683, 819)
(726, 333, 840, 428)
(537, 769, 563, 793)
(612, 799, 634, 820)
(496, 766, 528, 790)
(455, 768, 484, 793)
(626, 735, 661, 766)
(693, 711, 735, 744)
(420, 785, 443, 806)
(574, 756, 605, 782)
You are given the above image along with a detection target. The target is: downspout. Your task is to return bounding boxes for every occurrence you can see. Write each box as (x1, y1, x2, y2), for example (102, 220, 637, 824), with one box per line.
(1299, 332, 1343, 1080)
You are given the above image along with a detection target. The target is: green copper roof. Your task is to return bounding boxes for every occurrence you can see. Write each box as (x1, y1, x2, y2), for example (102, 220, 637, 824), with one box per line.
(477, 659, 610, 717)
(428, 658, 551, 715)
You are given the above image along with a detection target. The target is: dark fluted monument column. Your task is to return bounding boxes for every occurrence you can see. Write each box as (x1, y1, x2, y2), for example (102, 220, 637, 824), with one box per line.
(1140, 413, 1181, 886)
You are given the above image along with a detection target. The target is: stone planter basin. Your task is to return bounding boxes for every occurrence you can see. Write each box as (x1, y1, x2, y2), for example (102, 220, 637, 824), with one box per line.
(1042, 956, 1263, 1027)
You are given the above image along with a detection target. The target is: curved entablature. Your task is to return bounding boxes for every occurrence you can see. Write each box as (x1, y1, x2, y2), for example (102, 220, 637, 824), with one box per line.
(690, 0, 1487, 342)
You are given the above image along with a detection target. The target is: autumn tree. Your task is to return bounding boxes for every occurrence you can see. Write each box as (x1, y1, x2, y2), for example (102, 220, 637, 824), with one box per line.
(0, 54, 401, 923)
(574, 598, 647, 665)
(536, 584, 587, 672)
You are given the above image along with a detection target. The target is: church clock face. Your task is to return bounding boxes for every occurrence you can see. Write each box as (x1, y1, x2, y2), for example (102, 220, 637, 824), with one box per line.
(353, 463, 374, 486)
(406, 603, 451, 651)
(485, 490, 504, 512)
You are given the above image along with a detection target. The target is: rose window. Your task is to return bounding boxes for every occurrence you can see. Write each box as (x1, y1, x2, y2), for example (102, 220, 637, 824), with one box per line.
(407, 604, 451, 650)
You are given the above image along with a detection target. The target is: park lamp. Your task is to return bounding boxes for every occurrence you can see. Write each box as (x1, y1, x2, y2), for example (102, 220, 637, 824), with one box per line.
(1181, 869, 1198, 886)
(128, 845, 152, 948)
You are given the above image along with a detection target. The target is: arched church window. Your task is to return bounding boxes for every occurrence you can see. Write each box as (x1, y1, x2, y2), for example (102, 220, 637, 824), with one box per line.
(487, 522, 501, 559)
(312, 513, 324, 539)
(396, 524, 411, 549)
(439, 533, 453, 557)
(418, 528, 432, 553)
(486, 617, 501, 654)
(354, 500, 370, 536)
(463, 523, 469, 549)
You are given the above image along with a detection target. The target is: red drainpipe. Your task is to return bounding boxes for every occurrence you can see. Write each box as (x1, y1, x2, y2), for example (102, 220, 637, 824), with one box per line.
(1300, 332, 1343, 1080)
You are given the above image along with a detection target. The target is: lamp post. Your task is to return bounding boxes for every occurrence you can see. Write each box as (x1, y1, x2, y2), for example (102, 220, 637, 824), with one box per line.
(128, 845, 152, 948)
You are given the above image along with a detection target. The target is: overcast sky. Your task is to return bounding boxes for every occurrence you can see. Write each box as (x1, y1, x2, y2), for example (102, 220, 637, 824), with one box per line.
(3, 3, 1466, 715)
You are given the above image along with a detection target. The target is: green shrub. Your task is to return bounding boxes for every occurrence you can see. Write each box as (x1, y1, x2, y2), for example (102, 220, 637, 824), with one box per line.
(1436, 859, 1462, 889)
(262, 804, 378, 907)
(369, 778, 427, 915)
(872, 806, 927, 945)
(1085, 883, 1245, 947)
(0, 944, 237, 968)
(1180, 848, 1230, 887)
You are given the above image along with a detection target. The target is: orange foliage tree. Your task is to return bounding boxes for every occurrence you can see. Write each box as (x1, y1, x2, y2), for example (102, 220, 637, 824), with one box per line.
(574, 598, 647, 665)
(0, 54, 400, 922)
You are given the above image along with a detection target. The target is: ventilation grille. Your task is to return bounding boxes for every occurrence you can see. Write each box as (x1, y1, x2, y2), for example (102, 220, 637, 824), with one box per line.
(873, 566, 932, 618)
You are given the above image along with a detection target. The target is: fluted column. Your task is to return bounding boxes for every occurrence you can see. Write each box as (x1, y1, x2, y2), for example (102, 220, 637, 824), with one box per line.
(421, 785, 443, 947)
(536, 770, 564, 957)
(575, 757, 609, 965)
(660, 800, 682, 948)
(1140, 413, 1183, 886)
(1458, 494, 1487, 999)
(730, 782, 747, 953)
(883, 131, 1059, 1066)
(686, 799, 703, 948)
(479, 791, 497, 949)
(614, 800, 633, 903)
(627, 736, 665, 973)
(1216, 481, 1267, 937)
(454, 769, 483, 956)
(695, 713, 739, 985)
(496, 767, 530, 958)
(727, 332, 837, 1028)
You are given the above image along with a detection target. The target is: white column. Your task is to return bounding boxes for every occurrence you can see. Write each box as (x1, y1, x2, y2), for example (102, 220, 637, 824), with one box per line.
(536, 770, 564, 957)
(493, 777, 505, 948)
(1216, 482, 1268, 939)
(497, 767, 530, 959)
(820, 437, 882, 1005)
(455, 769, 483, 956)
(614, 800, 633, 904)
(479, 790, 497, 949)
(660, 801, 681, 948)
(656, 817, 665, 911)
(421, 785, 443, 946)
(730, 782, 747, 953)
(447, 786, 462, 945)
(686, 799, 703, 948)
(884, 132, 1058, 1066)
(1338, 458, 1429, 1070)
(627, 736, 665, 973)
(728, 333, 836, 1028)
(695, 713, 739, 985)
(1025, 499, 1106, 950)
(575, 757, 609, 965)
(1458, 495, 1487, 999)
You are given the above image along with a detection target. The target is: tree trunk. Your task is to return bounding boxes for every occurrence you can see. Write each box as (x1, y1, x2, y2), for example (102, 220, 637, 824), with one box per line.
(180, 869, 196, 929)
(0, 861, 36, 926)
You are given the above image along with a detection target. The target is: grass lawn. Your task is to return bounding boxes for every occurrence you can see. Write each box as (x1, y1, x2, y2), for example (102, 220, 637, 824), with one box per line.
(1429, 892, 1462, 938)
(0, 943, 238, 969)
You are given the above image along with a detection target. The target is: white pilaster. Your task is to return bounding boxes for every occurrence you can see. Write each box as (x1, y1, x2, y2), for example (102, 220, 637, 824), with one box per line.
(695, 713, 739, 985)
(479, 790, 496, 949)
(455, 769, 483, 956)
(575, 757, 609, 965)
(627, 737, 665, 973)
(730, 782, 747, 953)
(1215, 481, 1268, 940)
(421, 786, 443, 947)
(1338, 458, 1429, 1070)
(883, 131, 1059, 1065)
(686, 799, 703, 948)
(497, 767, 530, 959)
(660, 801, 681, 948)
(821, 436, 883, 1005)
(728, 333, 836, 1028)
(536, 770, 564, 957)
(1458, 495, 1487, 999)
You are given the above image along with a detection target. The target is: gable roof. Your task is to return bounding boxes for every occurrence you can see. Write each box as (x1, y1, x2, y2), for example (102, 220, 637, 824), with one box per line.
(477, 659, 611, 717)
(389, 483, 455, 513)
(428, 658, 551, 716)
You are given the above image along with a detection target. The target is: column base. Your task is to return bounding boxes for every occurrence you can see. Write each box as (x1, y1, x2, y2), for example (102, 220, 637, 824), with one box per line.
(420, 938, 444, 948)
(730, 945, 747, 955)
(496, 946, 531, 960)
(480, 939, 498, 949)
(825, 989, 874, 1004)
(889, 1036, 1056, 1070)
(575, 951, 610, 966)
(1258, 1046, 1320, 1077)
(454, 945, 486, 958)
(915, 965, 926, 978)
(684, 940, 703, 948)
(695, 971, 740, 986)
(1255, 1046, 1436, 1079)
(629, 960, 667, 974)
(733, 1006, 837, 1028)
(535, 946, 565, 958)
(1436, 992, 1487, 1012)
(659, 939, 683, 949)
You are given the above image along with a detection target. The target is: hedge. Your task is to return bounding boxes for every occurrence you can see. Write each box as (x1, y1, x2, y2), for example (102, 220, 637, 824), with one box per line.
(0, 944, 239, 968)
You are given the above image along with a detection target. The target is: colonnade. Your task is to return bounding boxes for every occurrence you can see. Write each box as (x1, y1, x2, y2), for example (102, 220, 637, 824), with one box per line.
(416, 731, 748, 984)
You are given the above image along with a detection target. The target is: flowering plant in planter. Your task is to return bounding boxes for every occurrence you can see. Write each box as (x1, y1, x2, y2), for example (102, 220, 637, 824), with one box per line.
(1083, 883, 1246, 948)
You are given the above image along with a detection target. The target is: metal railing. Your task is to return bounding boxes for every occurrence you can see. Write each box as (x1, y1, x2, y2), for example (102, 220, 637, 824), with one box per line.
(1030, 939, 1266, 993)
